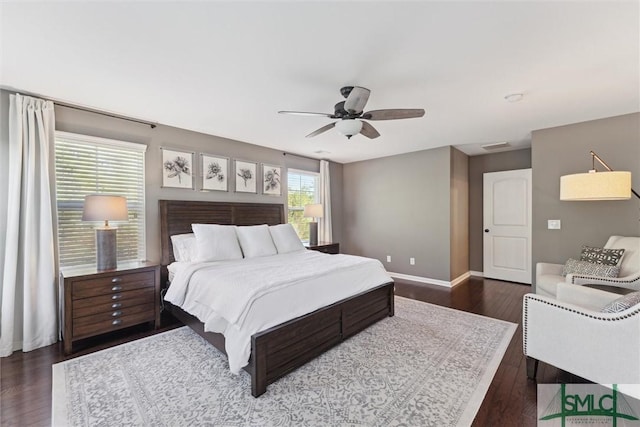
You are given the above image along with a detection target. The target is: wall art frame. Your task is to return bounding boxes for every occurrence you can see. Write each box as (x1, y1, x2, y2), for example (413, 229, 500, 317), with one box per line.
(161, 147, 195, 189)
(234, 159, 258, 193)
(262, 164, 283, 196)
(201, 153, 229, 192)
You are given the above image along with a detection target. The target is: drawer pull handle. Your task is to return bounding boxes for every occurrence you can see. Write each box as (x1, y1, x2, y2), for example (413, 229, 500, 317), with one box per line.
(111, 285, 122, 291)
(112, 311, 122, 317)
(112, 319, 122, 325)
(111, 277, 122, 283)
(111, 294, 122, 300)
(112, 303, 122, 309)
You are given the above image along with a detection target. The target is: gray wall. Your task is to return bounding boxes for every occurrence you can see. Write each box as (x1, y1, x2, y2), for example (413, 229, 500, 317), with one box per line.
(468, 149, 532, 272)
(5, 86, 637, 286)
(343, 146, 453, 281)
(450, 147, 469, 279)
(0, 89, 344, 265)
(531, 113, 640, 286)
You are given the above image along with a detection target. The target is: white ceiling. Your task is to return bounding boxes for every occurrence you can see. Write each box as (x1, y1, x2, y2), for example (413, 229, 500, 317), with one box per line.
(1, 1, 638, 163)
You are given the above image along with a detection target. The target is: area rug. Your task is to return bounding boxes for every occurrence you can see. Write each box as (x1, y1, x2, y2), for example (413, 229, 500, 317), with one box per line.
(52, 297, 516, 426)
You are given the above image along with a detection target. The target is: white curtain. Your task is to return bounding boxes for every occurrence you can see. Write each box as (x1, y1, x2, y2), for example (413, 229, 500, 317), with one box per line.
(0, 94, 58, 357)
(318, 160, 333, 243)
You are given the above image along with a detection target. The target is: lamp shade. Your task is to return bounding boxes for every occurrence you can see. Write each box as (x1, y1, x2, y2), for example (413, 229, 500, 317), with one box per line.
(560, 171, 632, 201)
(303, 203, 324, 218)
(335, 119, 363, 138)
(82, 195, 129, 223)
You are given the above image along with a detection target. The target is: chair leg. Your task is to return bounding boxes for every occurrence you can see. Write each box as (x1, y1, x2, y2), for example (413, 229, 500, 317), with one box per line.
(526, 357, 539, 380)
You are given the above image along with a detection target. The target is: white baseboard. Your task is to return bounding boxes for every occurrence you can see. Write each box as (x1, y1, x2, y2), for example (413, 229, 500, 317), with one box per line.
(389, 271, 471, 288)
(470, 270, 484, 278)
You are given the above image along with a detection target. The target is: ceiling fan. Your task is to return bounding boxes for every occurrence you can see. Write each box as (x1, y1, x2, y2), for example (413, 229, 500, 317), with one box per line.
(278, 86, 425, 139)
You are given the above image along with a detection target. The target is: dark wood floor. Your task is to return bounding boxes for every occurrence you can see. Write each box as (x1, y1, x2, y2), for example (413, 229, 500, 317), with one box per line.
(1, 277, 585, 426)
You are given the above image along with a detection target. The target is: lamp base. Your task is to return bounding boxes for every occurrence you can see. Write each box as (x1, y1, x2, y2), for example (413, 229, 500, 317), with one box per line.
(309, 222, 318, 246)
(96, 228, 117, 270)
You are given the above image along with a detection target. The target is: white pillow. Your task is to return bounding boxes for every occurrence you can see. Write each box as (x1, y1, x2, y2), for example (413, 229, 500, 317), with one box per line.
(269, 224, 306, 254)
(170, 233, 197, 262)
(236, 225, 278, 258)
(191, 224, 243, 262)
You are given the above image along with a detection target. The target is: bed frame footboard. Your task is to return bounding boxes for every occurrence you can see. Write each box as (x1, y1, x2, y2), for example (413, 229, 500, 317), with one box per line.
(167, 282, 394, 397)
(250, 282, 394, 397)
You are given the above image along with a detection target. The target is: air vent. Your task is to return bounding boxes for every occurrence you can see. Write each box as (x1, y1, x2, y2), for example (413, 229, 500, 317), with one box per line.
(481, 142, 510, 151)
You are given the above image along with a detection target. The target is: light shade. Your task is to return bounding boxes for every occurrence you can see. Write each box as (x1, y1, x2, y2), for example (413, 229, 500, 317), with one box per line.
(303, 203, 324, 218)
(335, 119, 363, 138)
(560, 171, 632, 201)
(82, 195, 128, 225)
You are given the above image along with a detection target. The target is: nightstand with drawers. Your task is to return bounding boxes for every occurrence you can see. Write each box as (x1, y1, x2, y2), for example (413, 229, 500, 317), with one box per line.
(305, 241, 340, 255)
(61, 262, 160, 354)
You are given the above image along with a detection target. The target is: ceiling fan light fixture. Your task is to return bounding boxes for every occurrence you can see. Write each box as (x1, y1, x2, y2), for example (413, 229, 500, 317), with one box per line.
(335, 119, 363, 139)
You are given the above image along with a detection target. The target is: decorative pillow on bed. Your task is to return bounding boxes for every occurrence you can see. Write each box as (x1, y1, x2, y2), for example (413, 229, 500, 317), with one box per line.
(170, 233, 197, 262)
(562, 258, 620, 278)
(601, 291, 640, 313)
(580, 245, 625, 266)
(236, 225, 278, 258)
(269, 224, 306, 254)
(191, 224, 243, 262)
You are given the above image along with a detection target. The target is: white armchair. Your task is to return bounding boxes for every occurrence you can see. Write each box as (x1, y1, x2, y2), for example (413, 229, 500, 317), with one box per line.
(523, 290, 640, 385)
(535, 235, 640, 298)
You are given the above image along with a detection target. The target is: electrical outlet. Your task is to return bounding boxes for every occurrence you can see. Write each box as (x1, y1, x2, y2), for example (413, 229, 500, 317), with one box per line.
(386, 255, 391, 263)
(410, 257, 415, 265)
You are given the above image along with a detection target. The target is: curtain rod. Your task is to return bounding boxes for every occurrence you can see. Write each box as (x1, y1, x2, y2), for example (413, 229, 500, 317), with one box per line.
(1, 86, 157, 129)
(56, 103, 157, 129)
(282, 151, 325, 162)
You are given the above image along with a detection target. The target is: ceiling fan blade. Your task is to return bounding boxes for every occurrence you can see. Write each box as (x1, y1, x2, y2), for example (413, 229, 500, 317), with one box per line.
(306, 122, 336, 138)
(362, 109, 425, 120)
(344, 86, 371, 114)
(278, 111, 333, 118)
(360, 121, 380, 139)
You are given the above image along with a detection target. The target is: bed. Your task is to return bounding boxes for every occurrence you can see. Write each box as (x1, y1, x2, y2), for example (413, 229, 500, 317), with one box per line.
(159, 200, 394, 397)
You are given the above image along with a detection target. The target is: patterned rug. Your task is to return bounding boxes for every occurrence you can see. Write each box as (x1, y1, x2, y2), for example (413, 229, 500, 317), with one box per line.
(52, 297, 516, 426)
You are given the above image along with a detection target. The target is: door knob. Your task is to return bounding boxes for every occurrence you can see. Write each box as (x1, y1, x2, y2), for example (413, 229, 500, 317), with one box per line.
(484, 229, 490, 233)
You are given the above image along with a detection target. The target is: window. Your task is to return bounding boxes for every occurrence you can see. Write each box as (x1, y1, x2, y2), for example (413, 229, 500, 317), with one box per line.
(55, 132, 146, 267)
(287, 169, 319, 241)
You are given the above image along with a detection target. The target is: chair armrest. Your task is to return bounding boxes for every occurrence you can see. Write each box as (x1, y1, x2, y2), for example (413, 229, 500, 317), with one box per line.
(569, 273, 640, 290)
(536, 262, 564, 277)
(523, 293, 640, 384)
(556, 282, 621, 311)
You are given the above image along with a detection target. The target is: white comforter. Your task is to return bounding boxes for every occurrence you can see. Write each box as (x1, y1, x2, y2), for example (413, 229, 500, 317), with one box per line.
(164, 250, 392, 373)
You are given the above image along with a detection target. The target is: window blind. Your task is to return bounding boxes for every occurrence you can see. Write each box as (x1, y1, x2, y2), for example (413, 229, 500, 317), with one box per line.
(55, 132, 147, 267)
(287, 169, 319, 240)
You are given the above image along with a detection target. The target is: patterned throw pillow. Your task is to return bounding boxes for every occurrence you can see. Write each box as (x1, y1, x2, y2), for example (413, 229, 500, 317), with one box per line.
(580, 246, 625, 266)
(601, 291, 640, 313)
(562, 258, 620, 278)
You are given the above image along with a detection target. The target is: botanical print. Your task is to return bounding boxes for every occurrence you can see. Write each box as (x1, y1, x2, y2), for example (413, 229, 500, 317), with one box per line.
(262, 164, 282, 196)
(234, 160, 257, 193)
(162, 148, 194, 189)
(201, 154, 228, 191)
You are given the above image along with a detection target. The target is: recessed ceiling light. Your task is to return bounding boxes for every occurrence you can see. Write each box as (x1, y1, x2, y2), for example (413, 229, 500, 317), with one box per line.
(504, 93, 524, 103)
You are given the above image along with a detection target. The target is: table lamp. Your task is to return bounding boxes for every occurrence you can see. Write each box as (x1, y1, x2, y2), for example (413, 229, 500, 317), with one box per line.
(303, 203, 323, 246)
(82, 195, 128, 270)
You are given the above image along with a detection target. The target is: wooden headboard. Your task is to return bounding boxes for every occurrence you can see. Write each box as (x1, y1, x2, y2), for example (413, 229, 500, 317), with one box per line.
(159, 200, 285, 266)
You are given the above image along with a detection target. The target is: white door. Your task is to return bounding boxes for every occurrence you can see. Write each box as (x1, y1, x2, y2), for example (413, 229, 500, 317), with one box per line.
(483, 169, 532, 284)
